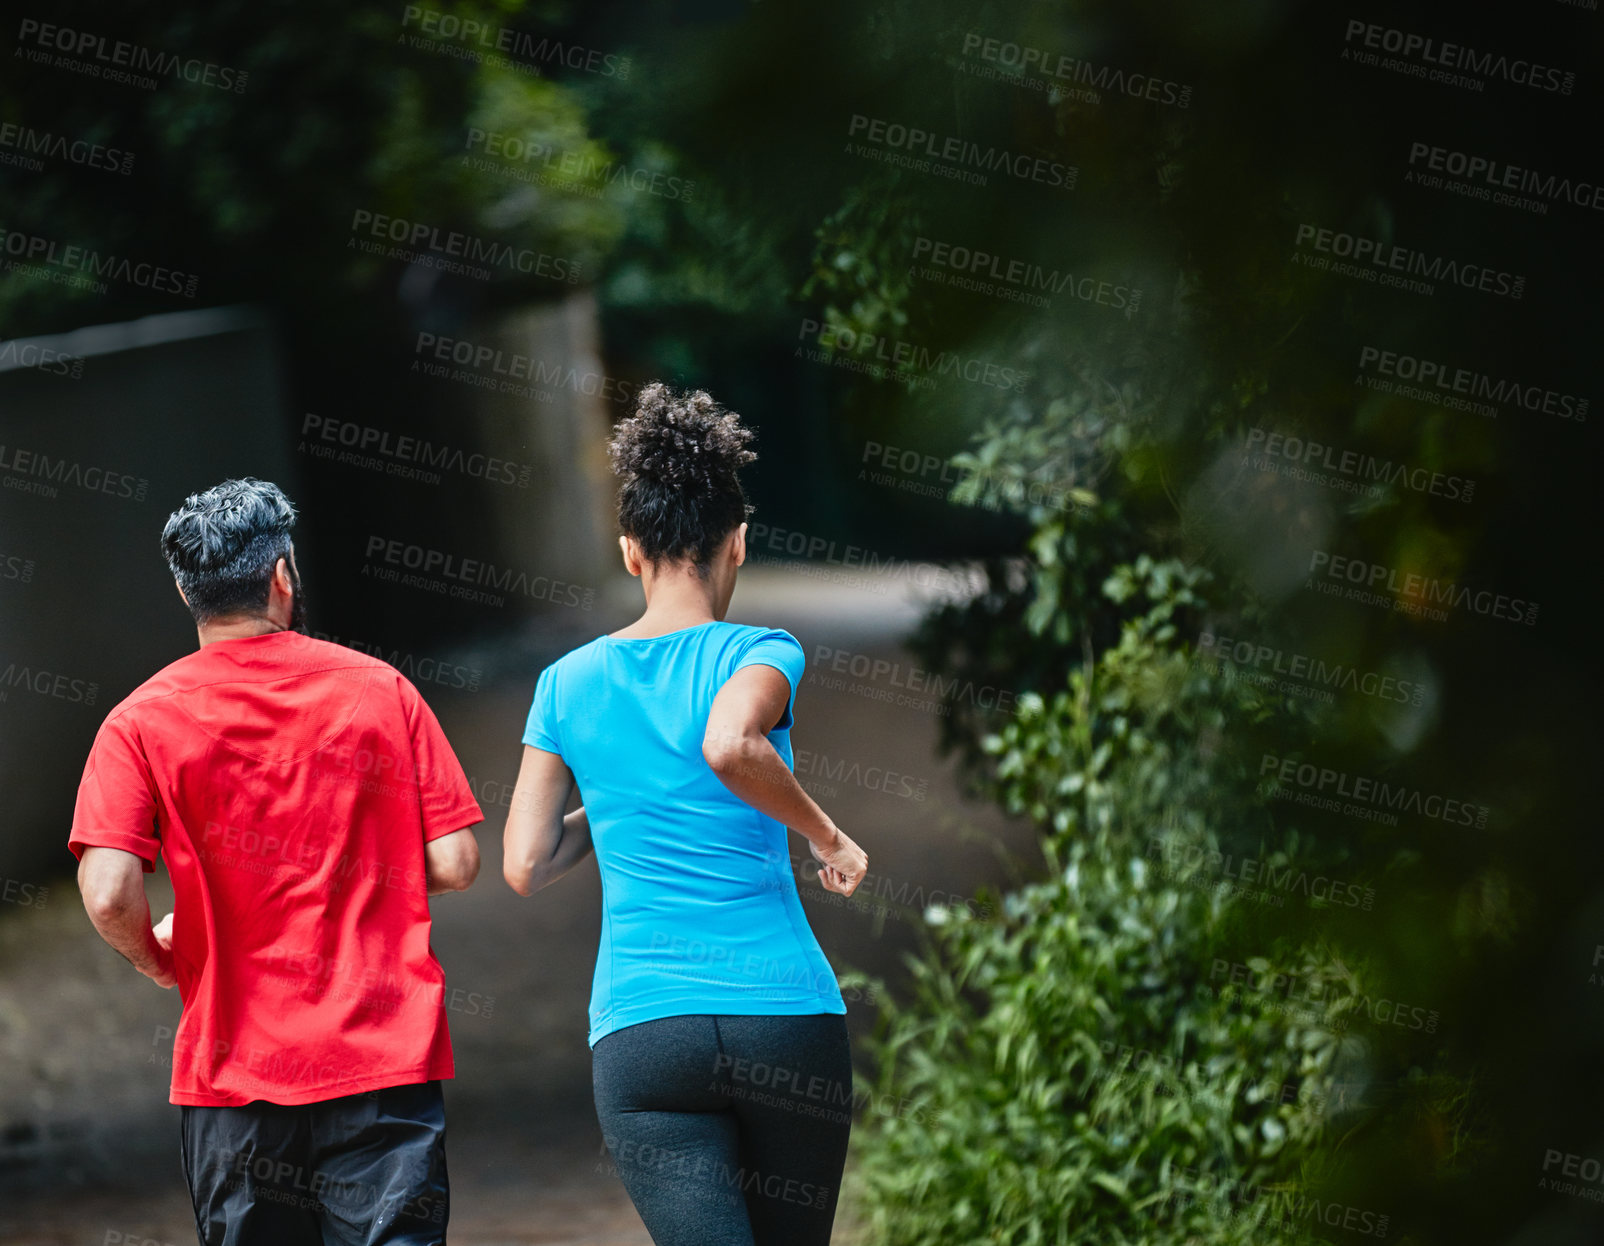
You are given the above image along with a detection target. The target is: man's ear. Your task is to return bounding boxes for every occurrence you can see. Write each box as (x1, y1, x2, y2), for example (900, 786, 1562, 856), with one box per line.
(732, 523, 747, 568)
(272, 556, 294, 597)
(175, 580, 189, 606)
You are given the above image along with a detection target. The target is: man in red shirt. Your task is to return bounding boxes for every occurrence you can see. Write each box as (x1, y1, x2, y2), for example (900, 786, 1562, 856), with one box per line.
(71, 477, 483, 1245)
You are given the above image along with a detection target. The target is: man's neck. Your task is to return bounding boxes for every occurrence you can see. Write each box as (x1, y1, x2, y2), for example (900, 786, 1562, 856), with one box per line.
(195, 617, 284, 647)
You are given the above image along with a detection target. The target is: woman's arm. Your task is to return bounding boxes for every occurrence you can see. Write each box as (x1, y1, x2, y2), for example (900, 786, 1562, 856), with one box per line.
(703, 664, 868, 896)
(503, 745, 594, 896)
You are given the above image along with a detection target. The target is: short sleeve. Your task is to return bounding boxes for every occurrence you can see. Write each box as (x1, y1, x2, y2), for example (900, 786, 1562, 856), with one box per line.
(70, 714, 162, 871)
(522, 663, 564, 756)
(733, 628, 806, 731)
(401, 680, 484, 841)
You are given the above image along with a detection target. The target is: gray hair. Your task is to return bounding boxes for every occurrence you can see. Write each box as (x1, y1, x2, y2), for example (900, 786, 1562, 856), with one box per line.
(160, 478, 298, 623)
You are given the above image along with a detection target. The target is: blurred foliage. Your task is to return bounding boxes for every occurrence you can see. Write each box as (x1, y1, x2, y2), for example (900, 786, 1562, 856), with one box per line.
(846, 557, 1380, 1245)
(0, 1, 635, 339)
(4, 2, 1598, 1240)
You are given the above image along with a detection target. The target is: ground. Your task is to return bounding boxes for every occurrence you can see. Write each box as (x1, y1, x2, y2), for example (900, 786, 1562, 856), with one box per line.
(0, 568, 1038, 1244)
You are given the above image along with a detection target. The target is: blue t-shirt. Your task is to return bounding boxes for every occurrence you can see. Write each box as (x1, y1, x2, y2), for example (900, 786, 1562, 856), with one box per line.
(522, 620, 846, 1047)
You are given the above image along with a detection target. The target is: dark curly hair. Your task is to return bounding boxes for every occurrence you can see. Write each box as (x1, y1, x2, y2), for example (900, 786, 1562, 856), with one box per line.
(608, 381, 757, 570)
(160, 477, 298, 623)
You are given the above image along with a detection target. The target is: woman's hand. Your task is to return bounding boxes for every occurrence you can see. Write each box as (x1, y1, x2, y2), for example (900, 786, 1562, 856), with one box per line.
(809, 826, 868, 897)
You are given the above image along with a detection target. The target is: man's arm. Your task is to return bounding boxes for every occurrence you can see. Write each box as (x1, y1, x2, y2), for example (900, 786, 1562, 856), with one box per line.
(503, 745, 594, 896)
(77, 846, 175, 988)
(426, 827, 481, 895)
(703, 664, 868, 896)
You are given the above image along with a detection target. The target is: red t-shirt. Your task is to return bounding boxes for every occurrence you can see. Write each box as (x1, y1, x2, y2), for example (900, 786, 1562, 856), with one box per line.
(68, 630, 484, 1107)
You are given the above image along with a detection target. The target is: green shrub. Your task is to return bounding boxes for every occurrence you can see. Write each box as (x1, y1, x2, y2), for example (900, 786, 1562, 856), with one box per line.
(844, 558, 1359, 1246)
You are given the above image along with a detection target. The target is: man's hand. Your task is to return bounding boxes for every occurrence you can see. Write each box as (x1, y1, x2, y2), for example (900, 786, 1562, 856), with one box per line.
(145, 912, 177, 988)
(144, 942, 177, 989)
(808, 826, 868, 897)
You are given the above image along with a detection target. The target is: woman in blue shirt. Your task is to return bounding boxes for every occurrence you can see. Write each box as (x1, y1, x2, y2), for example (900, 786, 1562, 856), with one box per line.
(503, 382, 869, 1245)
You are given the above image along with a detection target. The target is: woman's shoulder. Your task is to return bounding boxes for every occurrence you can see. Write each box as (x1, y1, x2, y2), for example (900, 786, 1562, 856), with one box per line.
(542, 635, 609, 676)
(713, 620, 799, 641)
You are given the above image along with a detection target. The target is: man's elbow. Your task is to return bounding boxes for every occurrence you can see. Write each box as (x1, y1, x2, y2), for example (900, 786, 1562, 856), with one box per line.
(454, 843, 482, 891)
(428, 837, 481, 894)
(78, 865, 138, 927)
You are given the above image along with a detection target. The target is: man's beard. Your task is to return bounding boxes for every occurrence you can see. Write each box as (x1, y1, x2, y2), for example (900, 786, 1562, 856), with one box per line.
(288, 562, 309, 634)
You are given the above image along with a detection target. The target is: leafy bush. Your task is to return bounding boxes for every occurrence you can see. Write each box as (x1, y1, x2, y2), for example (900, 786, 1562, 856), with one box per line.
(843, 554, 1373, 1246)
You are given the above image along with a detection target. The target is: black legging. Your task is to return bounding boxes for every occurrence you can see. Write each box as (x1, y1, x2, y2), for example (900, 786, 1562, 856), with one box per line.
(592, 1013, 853, 1246)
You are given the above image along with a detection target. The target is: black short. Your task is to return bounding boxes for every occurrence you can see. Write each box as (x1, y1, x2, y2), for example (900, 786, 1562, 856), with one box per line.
(179, 1080, 449, 1246)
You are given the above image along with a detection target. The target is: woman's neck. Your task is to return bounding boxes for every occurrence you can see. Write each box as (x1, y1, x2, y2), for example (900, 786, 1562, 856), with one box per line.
(612, 565, 721, 638)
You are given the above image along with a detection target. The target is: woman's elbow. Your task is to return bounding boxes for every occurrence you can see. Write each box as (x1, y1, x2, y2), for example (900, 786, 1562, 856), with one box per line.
(503, 856, 535, 897)
(703, 728, 756, 778)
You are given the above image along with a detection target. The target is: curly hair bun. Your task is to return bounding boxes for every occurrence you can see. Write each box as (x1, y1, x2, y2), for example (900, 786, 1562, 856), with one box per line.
(607, 381, 757, 567)
(608, 381, 756, 493)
